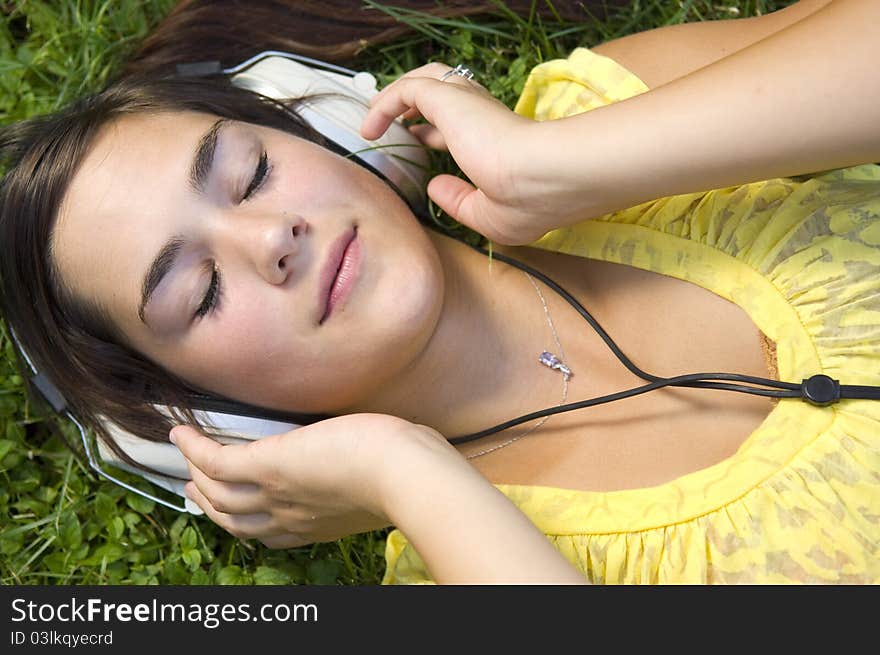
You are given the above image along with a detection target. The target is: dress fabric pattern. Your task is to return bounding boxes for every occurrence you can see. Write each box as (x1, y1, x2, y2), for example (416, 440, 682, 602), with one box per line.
(382, 48, 880, 584)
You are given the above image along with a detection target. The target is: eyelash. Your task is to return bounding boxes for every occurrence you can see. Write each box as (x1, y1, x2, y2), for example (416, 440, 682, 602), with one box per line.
(195, 265, 221, 319)
(241, 150, 270, 201)
(195, 150, 269, 319)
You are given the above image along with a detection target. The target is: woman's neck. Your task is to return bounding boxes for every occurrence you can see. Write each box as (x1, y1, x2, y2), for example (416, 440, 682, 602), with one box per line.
(345, 229, 574, 440)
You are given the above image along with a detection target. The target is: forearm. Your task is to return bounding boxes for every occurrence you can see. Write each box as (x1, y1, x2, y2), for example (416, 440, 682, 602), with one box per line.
(380, 434, 586, 584)
(540, 0, 880, 221)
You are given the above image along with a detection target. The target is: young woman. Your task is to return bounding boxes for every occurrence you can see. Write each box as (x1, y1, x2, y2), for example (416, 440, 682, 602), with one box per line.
(1, 0, 877, 584)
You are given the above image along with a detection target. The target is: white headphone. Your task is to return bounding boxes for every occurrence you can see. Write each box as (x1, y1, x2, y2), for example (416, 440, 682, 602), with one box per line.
(228, 51, 429, 211)
(16, 51, 431, 513)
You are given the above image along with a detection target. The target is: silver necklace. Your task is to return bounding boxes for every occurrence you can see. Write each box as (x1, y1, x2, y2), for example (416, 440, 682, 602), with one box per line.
(465, 271, 573, 460)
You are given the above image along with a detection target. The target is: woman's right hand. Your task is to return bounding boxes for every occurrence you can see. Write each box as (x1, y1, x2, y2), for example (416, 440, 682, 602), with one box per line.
(170, 413, 459, 548)
(360, 62, 585, 245)
(173, 412, 586, 583)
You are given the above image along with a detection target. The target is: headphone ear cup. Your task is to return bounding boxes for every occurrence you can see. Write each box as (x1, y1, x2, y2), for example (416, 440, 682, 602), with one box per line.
(94, 402, 302, 514)
(230, 54, 430, 212)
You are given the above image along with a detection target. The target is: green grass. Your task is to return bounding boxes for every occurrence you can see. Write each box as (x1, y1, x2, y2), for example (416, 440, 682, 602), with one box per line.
(1, 0, 796, 585)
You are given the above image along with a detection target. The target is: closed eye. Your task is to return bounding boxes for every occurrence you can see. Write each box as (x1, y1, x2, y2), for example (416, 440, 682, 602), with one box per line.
(242, 150, 270, 201)
(195, 264, 221, 319)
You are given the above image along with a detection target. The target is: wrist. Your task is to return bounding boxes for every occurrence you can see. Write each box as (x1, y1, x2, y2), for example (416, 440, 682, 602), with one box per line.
(536, 114, 653, 221)
(374, 422, 469, 524)
(513, 118, 633, 232)
(373, 425, 587, 584)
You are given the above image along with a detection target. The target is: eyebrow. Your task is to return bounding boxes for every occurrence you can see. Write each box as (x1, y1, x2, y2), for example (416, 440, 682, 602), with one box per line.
(137, 119, 229, 325)
(138, 236, 187, 324)
(188, 118, 228, 194)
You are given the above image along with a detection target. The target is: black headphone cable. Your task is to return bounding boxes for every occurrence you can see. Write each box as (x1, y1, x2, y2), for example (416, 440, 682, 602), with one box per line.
(448, 245, 880, 446)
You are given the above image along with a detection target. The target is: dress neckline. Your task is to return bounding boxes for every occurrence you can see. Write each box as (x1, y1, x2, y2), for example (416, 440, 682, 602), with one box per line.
(498, 218, 834, 535)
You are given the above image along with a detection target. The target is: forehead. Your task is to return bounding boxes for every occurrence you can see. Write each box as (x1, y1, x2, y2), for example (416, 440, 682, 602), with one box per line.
(51, 111, 218, 329)
(57, 110, 216, 231)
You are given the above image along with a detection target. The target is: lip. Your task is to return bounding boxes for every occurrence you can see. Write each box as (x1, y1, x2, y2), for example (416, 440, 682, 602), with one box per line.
(318, 226, 360, 324)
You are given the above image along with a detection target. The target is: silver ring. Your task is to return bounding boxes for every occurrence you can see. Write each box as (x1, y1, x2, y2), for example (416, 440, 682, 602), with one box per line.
(439, 64, 475, 83)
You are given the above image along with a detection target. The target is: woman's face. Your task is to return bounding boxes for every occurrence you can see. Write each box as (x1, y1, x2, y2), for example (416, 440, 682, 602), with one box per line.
(53, 111, 444, 413)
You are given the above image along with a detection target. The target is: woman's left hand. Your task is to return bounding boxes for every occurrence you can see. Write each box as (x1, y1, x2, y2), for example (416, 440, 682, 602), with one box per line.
(361, 62, 558, 245)
(169, 413, 448, 548)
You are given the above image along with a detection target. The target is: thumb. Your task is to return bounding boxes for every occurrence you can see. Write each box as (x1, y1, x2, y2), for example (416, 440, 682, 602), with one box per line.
(427, 175, 522, 244)
(426, 174, 490, 236)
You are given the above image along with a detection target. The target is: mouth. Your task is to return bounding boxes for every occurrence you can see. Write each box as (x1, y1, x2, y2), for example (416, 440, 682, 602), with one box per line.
(318, 226, 360, 325)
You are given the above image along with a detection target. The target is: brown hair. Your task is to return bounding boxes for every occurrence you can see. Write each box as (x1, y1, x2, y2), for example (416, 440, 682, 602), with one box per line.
(0, 0, 628, 472)
(122, 0, 629, 78)
(0, 75, 332, 471)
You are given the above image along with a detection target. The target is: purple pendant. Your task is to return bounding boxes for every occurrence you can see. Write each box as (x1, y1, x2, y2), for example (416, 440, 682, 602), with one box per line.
(539, 351, 573, 380)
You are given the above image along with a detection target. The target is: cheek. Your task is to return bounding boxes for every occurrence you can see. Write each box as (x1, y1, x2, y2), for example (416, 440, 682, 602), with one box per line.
(171, 294, 306, 399)
(278, 152, 357, 210)
(183, 288, 358, 413)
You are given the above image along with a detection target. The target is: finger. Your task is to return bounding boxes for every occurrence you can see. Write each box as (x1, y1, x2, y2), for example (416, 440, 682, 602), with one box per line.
(408, 123, 447, 151)
(170, 424, 261, 484)
(362, 73, 497, 144)
(259, 534, 312, 550)
(396, 62, 486, 92)
(365, 61, 450, 116)
(361, 77, 460, 141)
(186, 461, 264, 515)
(401, 106, 422, 121)
(375, 62, 488, 110)
(426, 174, 481, 226)
(184, 481, 277, 540)
(427, 176, 521, 246)
(387, 61, 453, 85)
(419, 62, 491, 96)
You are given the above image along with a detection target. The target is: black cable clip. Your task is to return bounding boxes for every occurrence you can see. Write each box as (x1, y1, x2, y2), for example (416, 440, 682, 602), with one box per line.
(175, 61, 224, 78)
(801, 374, 840, 406)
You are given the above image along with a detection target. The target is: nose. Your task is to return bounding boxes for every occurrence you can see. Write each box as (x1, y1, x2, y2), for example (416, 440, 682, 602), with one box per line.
(227, 212, 309, 284)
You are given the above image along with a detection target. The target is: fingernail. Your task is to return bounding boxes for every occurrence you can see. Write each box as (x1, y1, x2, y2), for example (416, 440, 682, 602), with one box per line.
(169, 427, 180, 445)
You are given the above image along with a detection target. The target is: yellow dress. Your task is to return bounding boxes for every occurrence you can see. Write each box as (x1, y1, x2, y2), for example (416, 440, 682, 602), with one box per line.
(383, 48, 880, 584)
